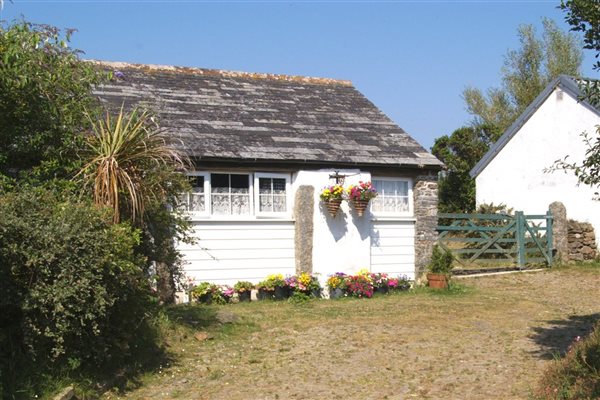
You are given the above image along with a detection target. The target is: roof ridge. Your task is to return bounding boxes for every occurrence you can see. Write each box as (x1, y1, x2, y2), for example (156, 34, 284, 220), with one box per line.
(86, 60, 353, 87)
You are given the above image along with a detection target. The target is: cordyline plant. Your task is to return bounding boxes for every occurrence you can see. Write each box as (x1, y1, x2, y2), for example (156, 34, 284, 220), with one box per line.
(77, 106, 189, 223)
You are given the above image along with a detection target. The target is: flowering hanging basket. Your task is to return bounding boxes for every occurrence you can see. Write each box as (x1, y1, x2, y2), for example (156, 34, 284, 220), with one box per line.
(352, 199, 370, 217)
(325, 198, 342, 217)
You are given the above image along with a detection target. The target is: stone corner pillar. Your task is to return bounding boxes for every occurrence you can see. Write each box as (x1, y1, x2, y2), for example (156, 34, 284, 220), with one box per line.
(294, 185, 315, 274)
(414, 173, 439, 277)
(549, 201, 569, 264)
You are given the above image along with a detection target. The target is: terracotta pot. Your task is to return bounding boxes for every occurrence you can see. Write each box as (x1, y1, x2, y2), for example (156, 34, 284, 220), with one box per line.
(352, 199, 370, 216)
(427, 273, 449, 289)
(325, 199, 342, 217)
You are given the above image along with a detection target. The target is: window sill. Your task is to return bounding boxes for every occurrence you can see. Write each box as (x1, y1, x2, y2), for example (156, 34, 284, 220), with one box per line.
(370, 216, 416, 222)
(186, 215, 295, 223)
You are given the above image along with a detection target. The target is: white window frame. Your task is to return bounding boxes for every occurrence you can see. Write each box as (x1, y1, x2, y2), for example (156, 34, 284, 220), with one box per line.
(370, 177, 414, 217)
(180, 171, 292, 220)
(181, 171, 210, 217)
(208, 172, 254, 218)
(254, 172, 292, 218)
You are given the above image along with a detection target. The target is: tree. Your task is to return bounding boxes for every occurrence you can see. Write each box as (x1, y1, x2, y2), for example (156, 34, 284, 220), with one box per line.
(463, 19, 583, 132)
(432, 125, 501, 213)
(0, 22, 107, 182)
(77, 106, 192, 302)
(552, 0, 600, 196)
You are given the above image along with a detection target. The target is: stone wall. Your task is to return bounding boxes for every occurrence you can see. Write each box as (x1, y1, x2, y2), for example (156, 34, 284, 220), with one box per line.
(414, 173, 439, 276)
(294, 185, 315, 274)
(568, 220, 597, 261)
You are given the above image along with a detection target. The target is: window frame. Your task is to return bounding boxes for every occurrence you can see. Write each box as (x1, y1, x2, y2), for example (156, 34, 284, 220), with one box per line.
(181, 171, 210, 216)
(254, 172, 292, 218)
(208, 172, 254, 218)
(370, 177, 414, 217)
(179, 171, 292, 219)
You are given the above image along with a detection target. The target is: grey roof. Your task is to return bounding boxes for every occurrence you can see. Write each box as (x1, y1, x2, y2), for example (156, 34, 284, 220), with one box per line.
(91, 61, 442, 170)
(470, 75, 600, 178)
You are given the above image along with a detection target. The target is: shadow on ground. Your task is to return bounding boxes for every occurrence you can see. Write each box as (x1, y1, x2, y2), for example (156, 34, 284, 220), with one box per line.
(529, 312, 600, 359)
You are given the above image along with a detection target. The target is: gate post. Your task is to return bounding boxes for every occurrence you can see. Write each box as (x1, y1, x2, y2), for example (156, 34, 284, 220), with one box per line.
(516, 211, 526, 269)
(546, 209, 553, 267)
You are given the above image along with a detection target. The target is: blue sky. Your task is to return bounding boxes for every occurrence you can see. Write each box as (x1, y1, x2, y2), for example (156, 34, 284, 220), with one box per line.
(1, 1, 597, 150)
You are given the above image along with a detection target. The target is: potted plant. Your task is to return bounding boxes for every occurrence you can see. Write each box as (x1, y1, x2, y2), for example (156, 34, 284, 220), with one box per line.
(190, 282, 216, 304)
(320, 184, 345, 217)
(234, 281, 254, 302)
(347, 181, 378, 216)
(257, 274, 288, 300)
(427, 245, 454, 289)
(371, 272, 390, 295)
(345, 274, 374, 298)
(388, 275, 411, 292)
(220, 285, 235, 303)
(327, 273, 347, 299)
(287, 272, 321, 298)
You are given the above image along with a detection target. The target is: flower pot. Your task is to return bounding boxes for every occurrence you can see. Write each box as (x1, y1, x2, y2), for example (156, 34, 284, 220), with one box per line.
(329, 288, 344, 299)
(273, 286, 288, 300)
(324, 199, 342, 217)
(257, 288, 272, 301)
(238, 291, 251, 302)
(375, 286, 389, 295)
(311, 288, 321, 298)
(352, 199, 370, 217)
(198, 293, 212, 305)
(427, 273, 449, 289)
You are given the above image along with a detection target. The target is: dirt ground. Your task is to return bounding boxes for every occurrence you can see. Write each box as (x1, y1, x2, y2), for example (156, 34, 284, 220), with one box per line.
(104, 265, 600, 400)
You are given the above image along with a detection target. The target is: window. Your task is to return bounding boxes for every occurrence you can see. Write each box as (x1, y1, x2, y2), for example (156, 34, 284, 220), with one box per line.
(255, 173, 290, 215)
(210, 173, 251, 215)
(178, 172, 290, 218)
(177, 172, 208, 214)
(371, 178, 412, 215)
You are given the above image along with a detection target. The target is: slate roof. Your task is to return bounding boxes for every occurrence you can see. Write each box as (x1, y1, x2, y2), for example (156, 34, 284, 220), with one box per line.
(470, 75, 600, 178)
(92, 61, 442, 170)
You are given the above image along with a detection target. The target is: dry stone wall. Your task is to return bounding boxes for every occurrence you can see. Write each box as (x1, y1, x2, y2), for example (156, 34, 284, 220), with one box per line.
(568, 220, 597, 261)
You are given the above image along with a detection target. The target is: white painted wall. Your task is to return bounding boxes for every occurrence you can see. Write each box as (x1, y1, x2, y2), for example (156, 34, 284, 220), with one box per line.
(476, 88, 600, 244)
(178, 169, 418, 285)
(178, 220, 295, 285)
(294, 169, 416, 282)
(371, 220, 415, 279)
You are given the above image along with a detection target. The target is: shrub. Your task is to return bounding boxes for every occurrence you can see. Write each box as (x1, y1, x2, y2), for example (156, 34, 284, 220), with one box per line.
(533, 322, 600, 400)
(428, 245, 454, 274)
(0, 186, 157, 395)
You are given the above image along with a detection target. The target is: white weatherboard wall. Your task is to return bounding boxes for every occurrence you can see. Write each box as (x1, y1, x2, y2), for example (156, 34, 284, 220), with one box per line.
(370, 221, 415, 278)
(476, 87, 600, 244)
(178, 220, 295, 285)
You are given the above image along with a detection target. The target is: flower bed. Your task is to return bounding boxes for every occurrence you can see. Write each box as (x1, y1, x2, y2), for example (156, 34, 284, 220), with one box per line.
(190, 270, 411, 304)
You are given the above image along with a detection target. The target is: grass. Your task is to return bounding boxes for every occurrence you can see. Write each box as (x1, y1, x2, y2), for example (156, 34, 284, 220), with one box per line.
(96, 263, 600, 400)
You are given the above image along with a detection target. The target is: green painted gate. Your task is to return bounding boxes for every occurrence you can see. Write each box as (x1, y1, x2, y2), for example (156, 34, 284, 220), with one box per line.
(437, 210, 554, 268)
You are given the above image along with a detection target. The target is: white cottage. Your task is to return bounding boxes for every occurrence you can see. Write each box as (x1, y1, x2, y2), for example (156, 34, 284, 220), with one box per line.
(471, 75, 600, 242)
(94, 61, 443, 285)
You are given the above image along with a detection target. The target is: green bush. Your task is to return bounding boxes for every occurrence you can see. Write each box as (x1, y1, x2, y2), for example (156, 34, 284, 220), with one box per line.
(0, 186, 160, 397)
(533, 322, 600, 400)
(428, 245, 454, 274)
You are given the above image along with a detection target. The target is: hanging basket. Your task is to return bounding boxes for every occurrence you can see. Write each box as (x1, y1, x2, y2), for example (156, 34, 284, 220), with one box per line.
(324, 199, 342, 217)
(352, 199, 370, 217)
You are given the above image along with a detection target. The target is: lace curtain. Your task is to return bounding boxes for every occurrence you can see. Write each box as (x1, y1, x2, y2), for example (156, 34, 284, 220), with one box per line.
(371, 180, 409, 213)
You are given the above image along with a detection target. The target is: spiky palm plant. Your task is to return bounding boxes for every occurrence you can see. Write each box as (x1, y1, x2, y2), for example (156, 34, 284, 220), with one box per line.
(78, 106, 188, 223)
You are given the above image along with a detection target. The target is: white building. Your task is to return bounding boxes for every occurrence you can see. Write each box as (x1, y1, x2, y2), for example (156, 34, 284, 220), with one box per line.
(471, 75, 600, 243)
(94, 61, 443, 285)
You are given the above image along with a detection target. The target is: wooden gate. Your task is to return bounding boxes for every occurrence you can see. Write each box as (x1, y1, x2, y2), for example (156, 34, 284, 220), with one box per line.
(437, 210, 554, 269)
